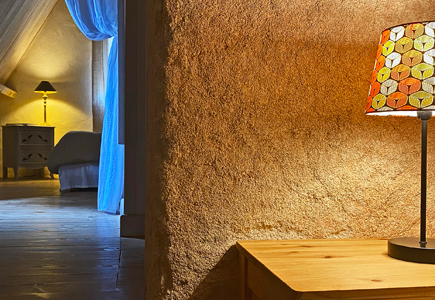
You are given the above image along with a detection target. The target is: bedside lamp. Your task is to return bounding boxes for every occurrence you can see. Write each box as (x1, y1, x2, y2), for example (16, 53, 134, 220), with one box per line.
(34, 81, 56, 125)
(366, 21, 435, 263)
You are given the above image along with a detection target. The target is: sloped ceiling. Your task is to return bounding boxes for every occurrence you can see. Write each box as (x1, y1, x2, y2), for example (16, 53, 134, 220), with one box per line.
(0, 0, 58, 84)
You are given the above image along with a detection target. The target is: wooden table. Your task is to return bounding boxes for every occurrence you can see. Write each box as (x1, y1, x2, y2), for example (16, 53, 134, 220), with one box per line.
(236, 239, 435, 300)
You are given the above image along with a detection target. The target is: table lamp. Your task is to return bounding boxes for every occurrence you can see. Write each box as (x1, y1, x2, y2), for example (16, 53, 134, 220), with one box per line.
(34, 81, 56, 125)
(366, 21, 435, 263)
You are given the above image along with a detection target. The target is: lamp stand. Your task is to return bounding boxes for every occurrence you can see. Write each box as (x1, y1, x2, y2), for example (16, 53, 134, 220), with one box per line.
(40, 95, 50, 126)
(388, 111, 435, 263)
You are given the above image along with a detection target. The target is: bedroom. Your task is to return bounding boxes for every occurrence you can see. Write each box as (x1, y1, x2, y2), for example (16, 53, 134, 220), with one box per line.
(0, 0, 147, 241)
(0, 1, 96, 161)
(0, 1, 146, 298)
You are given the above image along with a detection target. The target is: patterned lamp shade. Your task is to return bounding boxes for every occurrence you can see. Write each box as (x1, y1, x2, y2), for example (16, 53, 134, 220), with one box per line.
(366, 21, 435, 116)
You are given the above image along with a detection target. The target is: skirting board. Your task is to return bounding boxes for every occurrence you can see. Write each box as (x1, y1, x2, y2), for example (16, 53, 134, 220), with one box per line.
(120, 214, 145, 238)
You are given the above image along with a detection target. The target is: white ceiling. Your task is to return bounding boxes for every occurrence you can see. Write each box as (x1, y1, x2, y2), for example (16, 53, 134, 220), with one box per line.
(0, 0, 58, 84)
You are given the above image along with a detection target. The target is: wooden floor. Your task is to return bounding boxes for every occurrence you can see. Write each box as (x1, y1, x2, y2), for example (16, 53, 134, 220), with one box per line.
(0, 176, 144, 299)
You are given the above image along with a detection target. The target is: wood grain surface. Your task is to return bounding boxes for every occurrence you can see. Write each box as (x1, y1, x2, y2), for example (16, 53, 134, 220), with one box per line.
(0, 178, 144, 299)
(237, 239, 435, 299)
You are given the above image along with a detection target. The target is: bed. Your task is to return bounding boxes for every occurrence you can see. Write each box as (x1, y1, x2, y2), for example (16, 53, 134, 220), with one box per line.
(47, 131, 101, 191)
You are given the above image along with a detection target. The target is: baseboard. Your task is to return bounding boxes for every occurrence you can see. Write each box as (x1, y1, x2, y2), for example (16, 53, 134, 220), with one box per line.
(120, 214, 144, 238)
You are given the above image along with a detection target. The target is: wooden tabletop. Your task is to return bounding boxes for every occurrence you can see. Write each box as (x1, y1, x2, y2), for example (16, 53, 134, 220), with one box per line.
(237, 239, 435, 295)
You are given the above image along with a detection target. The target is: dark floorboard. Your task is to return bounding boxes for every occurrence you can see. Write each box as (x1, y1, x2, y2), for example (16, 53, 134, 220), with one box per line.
(0, 177, 144, 299)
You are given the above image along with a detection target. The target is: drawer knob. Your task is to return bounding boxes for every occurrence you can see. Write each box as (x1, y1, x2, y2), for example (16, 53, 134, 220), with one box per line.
(21, 154, 33, 162)
(38, 153, 48, 161)
(38, 135, 48, 143)
(22, 135, 33, 143)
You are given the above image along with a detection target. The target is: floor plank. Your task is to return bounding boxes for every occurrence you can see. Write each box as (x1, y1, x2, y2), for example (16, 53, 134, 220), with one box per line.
(0, 177, 144, 299)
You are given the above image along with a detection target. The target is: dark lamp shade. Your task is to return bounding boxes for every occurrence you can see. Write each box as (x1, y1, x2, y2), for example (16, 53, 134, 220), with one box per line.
(366, 21, 435, 117)
(34, 81, 57, 94)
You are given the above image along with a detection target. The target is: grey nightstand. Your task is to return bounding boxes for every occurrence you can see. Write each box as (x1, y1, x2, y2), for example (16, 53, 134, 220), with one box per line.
(2, 125, 54, 179)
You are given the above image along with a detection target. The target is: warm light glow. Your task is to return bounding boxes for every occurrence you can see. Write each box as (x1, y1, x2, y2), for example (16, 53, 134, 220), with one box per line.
(34, 81, 57, 124)
(366, 21, 435, 116)
(4, 98, 91, 144)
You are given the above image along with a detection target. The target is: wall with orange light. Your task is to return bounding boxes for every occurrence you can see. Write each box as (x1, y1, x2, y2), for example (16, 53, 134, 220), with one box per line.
(145, 0, 435, 299)
(0, 1, 92, 177)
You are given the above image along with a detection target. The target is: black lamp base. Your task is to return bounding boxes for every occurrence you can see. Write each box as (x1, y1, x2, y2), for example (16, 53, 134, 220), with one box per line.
(388, 237, 435, 264)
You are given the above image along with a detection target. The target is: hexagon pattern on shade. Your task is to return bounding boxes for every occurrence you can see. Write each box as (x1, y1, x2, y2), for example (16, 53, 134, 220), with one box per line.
(366, 22, 435, 116)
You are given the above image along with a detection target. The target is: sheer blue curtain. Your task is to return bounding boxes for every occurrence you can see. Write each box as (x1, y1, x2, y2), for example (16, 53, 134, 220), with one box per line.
(65, 0, 124, 214)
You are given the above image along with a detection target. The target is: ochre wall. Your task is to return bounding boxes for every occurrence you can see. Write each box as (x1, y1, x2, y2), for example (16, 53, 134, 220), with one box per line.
(0, 1, 92, 176)
(146, 0, 435, 299)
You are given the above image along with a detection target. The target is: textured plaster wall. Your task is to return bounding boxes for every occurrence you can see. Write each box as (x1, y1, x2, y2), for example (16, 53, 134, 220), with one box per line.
(0, 1, 92, 175)
(146, 0, 435, 299)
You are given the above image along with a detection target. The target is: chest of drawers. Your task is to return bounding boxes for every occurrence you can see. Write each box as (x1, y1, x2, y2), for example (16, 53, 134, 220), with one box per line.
(2, 125, 54, 179)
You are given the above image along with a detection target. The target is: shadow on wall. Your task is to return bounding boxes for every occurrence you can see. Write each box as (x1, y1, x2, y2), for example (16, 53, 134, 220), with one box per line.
(189, 245, 239, 300)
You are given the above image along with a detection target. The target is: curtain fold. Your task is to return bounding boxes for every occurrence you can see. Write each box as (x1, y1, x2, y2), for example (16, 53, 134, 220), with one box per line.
(65, 0, 124, 214)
